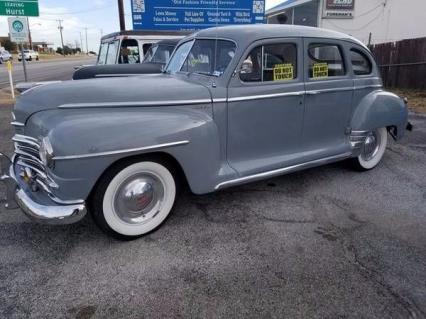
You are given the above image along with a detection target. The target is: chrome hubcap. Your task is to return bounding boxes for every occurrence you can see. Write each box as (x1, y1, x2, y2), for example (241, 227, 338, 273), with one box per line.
(113, 174, 164, 224)
(361, 130, 381, 161)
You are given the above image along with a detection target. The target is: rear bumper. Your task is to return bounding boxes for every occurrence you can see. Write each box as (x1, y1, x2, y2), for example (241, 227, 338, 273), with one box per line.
(0, 153, 87, 225)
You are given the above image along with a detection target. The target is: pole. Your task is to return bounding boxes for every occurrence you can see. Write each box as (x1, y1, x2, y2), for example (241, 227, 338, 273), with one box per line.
(20, 43, 28, 82)
(79, 32, 84, 53)
(6, 61, 15, 99)
(27, 17, 33, 50)
(57, 19, 65, 56)
(368, 32, 372, 48)
(85, 27, 89, 55)
(118, 0, 125, 31)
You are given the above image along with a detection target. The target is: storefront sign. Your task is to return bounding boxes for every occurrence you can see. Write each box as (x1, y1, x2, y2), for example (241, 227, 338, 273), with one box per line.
(131, 0, 266, 31)
(323, 0, 354, 19)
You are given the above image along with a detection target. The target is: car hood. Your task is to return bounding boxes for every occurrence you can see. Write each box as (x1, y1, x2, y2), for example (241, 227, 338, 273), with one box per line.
(14, 74, 212, 123)
(72, 62, 164, 80)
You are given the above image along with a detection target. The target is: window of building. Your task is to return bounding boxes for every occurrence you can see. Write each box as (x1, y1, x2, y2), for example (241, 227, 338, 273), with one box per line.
(308, 44, 345, 79)
(240, 43, 297, 82)
(350, 49, 372, 75)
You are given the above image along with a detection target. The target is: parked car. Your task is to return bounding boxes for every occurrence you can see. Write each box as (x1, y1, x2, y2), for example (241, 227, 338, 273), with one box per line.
(0, 25, 410, 239)
(18, 50, 39, 61)
(72, 39, 181, 80)
(0, 50, 12, 63)
(96, 30, 189, 66)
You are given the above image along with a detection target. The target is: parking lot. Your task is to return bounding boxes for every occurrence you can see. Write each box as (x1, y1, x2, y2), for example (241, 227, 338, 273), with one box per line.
(0, 103, 425, 318)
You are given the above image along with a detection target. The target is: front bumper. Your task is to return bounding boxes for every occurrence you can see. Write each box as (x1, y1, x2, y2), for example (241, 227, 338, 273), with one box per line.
(0, 153, 87, 225)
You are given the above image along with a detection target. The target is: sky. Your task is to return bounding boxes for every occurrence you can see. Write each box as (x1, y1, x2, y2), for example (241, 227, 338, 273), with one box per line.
(0, 0, 285, 52)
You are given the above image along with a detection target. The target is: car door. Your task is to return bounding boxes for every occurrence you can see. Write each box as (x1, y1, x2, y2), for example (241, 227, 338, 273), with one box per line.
(227, 38, 305, 177)
(302, 38, 354, 157)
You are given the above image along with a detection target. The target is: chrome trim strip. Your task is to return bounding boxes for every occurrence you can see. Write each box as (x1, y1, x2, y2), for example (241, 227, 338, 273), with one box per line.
(306, 87, 353, 95)
(13, 134, 40, 146)
(228, 91, 305, 102)
(11, 121, 25, 127)
(15, 150, 44, 166)
(58, 100, 211, 108)
(355, 84, 383, 90)
(213, 98, 227, 103)
(53, 140, 190, 160)
(215, 152, 352, 190)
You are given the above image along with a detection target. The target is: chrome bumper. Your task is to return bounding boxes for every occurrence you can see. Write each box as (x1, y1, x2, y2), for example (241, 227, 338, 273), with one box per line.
(0, 153, 87, 225)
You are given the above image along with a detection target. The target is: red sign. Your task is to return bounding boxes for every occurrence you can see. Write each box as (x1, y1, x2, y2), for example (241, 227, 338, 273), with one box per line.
(326, 0, 354, 10)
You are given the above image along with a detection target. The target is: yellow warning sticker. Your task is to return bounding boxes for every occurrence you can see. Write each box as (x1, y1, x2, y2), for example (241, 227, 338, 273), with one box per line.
(313, 63, 328, 78)
(273, 64, 294, 81)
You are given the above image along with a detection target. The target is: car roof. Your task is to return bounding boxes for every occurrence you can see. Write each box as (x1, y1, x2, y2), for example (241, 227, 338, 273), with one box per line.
(155, 38, 182, 46)
(191, 24, 367, 49)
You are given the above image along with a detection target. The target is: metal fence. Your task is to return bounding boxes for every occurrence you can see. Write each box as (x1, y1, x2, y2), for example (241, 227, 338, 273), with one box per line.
(370, 37, 426, 90)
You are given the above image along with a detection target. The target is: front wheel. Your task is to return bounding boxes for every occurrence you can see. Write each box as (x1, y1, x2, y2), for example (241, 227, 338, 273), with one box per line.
(91, 160, 177, 240)
(351, 127, 388, 171)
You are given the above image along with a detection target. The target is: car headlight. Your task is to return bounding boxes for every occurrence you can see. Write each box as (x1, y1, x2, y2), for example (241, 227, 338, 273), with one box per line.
(39, 137, 55, 168)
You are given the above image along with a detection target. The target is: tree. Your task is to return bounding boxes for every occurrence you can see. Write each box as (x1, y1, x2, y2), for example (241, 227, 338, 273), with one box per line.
(3, 39, 17, 53)
(56, 47, 63, 55)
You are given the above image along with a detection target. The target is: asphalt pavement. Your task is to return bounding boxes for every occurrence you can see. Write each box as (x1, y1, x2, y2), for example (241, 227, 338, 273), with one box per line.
(0, 57, 96, 88)
(0, 103, 425, 318)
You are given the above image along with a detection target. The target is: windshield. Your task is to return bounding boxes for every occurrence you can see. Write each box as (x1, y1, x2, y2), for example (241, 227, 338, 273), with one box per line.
(143, 44, 175, 64)
(166, 39, 236, 76)
(98, 42, 108, 65)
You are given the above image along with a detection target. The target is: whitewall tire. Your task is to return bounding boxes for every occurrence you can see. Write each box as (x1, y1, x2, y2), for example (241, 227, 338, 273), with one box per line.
(91, 160, 176, 239)
(353, 127, 388, 171)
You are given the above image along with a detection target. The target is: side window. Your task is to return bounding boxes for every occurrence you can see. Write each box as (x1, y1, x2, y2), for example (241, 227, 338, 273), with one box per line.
(119, 39, 140, 64)
(308, 44, 345, 79)
(105, 41, 119, 65)
(142, 43, 153, 55)
(351, 49, 372, 76)
(240, 43, 297, 83)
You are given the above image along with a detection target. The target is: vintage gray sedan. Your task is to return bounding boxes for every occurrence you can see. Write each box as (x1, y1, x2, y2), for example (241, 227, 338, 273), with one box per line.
(0, 25, 409, 239)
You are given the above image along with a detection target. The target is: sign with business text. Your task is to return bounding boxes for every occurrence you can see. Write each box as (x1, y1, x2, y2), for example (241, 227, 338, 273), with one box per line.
(131, 0, 265, 31)
(323, 0, 355, 19)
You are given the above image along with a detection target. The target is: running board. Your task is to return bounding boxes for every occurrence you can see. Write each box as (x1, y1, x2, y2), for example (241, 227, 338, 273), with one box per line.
(215, 152, 352, 190)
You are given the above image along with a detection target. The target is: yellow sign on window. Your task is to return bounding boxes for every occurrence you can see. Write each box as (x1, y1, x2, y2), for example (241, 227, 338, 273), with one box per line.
(313, 63, 329, 78)
(273, 64, 294, 81)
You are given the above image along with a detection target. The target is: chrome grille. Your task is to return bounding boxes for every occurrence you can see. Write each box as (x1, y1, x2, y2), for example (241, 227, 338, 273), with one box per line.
(13, 134, 58, 193)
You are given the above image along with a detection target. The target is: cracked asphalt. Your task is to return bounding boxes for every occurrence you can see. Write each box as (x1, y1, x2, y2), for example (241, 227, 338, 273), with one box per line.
(1, 103, 426, 318)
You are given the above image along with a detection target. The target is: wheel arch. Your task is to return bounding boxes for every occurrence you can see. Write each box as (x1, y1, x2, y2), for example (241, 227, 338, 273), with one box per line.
(87, 151, 190, 203)
(350, 90, 408, 140)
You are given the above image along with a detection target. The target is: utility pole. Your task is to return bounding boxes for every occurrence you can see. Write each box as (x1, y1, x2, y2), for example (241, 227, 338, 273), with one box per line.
(84, 27, 89, 55)
(79, 32, 84, 53)
(57, 19, 65, 56)
(118, 0, 126, 31)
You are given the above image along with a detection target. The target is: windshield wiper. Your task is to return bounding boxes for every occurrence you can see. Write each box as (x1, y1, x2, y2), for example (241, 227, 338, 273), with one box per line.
(192, 71, 219, 77)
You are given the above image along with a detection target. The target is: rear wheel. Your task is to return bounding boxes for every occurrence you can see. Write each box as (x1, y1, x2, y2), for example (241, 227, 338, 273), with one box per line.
(351, 127, 388, 171)
(91, 160, 177, 240)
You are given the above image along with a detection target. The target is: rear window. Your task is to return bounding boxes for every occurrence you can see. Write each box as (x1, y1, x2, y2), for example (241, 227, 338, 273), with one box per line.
(351, 49, 372, 75)
(308, 44, 345, 79)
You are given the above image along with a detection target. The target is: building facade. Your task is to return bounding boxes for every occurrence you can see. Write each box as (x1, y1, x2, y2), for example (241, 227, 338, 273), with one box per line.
(266, 0, 426, 45)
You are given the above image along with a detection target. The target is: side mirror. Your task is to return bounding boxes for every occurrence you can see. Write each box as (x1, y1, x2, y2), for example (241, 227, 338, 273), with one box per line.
(240, 59, 253, 74)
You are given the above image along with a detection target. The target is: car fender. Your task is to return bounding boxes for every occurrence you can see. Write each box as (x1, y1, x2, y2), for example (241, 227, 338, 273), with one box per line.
(350, 90, 408, 139)
(25, 106, 222, 200)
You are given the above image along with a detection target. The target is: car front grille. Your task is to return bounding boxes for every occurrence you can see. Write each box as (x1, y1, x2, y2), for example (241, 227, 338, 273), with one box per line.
(13, 134, 58, 193)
